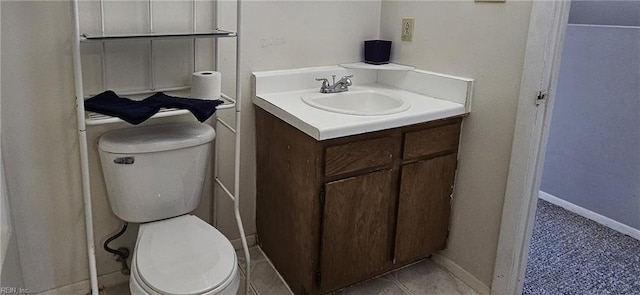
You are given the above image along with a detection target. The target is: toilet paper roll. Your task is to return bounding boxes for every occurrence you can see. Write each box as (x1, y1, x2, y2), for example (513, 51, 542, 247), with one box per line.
(191, 71, 221, 100)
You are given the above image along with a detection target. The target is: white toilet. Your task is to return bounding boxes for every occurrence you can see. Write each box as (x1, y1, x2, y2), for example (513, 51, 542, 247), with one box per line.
(98, 122, 239, 295)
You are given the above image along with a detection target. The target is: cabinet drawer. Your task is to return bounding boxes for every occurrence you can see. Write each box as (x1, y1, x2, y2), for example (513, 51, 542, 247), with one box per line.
(325, 136, 396, 177)
(403, 123, 461, 159)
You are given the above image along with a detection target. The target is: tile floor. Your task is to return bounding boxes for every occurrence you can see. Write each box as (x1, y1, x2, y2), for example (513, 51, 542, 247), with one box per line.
(103, 246, 477, 295)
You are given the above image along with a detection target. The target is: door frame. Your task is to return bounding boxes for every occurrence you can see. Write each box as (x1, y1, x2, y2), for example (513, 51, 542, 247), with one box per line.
(491, 1, 571, 295)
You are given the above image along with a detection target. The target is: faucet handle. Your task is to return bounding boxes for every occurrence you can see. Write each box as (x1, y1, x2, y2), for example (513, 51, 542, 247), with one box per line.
(339, 74, 353, 87)
(315, 77, 330, 93)
(315, 77, 329, 85)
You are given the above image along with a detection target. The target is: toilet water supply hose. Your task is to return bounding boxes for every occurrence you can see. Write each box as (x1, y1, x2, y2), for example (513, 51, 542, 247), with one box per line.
(104, 222, 131, 275)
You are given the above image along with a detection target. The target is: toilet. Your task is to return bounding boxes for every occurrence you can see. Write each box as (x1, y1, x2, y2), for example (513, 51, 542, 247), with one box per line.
(98, 122, 239, 295)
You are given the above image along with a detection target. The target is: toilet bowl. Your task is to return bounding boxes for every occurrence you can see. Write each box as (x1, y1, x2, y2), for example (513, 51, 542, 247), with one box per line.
(129, 215, 239, 295)
(97, 123, 239, 295)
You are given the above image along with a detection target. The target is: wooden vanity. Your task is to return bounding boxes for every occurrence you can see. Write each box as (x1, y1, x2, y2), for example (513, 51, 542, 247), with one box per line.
(255, 107, 463, 294)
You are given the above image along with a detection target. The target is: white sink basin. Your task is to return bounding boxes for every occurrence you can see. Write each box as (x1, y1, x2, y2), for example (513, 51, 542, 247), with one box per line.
(301, 89, 410, 116)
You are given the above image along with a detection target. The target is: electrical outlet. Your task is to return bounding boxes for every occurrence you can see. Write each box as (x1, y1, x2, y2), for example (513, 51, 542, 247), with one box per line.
(401, 18, 414, 42)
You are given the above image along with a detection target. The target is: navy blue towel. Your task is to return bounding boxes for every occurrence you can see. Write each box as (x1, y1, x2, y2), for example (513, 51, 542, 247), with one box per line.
(146, 92, 223, 123)
(84, 91, 162, 125)
(84, 91, 223, 124)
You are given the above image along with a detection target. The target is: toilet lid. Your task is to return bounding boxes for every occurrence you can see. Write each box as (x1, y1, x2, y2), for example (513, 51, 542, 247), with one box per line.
(135, 215, 236, 295)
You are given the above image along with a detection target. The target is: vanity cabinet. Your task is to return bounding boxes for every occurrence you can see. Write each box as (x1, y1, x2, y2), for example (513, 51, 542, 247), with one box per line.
(255, 107, 463, 295)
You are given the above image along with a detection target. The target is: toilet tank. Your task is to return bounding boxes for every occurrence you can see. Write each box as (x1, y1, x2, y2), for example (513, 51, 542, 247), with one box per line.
(98, 123, 216, 223)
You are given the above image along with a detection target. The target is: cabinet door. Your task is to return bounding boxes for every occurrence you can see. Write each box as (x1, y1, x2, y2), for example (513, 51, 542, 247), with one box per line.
(395, 153, 457, 263)
(319, 169, 395, 290)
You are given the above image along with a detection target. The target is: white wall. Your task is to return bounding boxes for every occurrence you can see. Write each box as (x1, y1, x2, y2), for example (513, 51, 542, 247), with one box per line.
(213, 0, 382, 242)
(1, 1, 26, 288)
(0, 160, 25, 290)
(3, 1, 106, 292)
(380, 0, 533, 287)
(0, 0, 5, 270)
(0, 0, 380, 293)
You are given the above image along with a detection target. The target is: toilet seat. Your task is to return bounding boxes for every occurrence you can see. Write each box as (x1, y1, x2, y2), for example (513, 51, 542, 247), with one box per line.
(130, 257, 239, 295)
(134, 215, 237, 295)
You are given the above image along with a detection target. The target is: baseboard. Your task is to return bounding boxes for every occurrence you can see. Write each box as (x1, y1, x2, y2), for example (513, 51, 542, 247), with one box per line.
(538, 191, 640, 240)
(431, 253, 491, 295)
(37, 270, 128, 295)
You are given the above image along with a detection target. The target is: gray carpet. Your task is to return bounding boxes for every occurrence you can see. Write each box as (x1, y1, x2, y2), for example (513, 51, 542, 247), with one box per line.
(523, 200, 640, 295)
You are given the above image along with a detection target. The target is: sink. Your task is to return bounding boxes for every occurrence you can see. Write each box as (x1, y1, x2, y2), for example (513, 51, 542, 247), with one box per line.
(300, 89, 410, 116)
(254, 65, 472, 139)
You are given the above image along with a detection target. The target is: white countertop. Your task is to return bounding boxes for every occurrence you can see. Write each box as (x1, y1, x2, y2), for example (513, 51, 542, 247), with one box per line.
(253, 84, 466, 140)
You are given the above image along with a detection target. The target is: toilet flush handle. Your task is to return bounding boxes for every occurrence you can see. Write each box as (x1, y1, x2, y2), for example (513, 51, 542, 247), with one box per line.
(114, 156, 135, 165)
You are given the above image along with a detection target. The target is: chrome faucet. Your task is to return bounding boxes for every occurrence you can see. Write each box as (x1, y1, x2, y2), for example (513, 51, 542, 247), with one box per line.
(315, 74, 353, 93)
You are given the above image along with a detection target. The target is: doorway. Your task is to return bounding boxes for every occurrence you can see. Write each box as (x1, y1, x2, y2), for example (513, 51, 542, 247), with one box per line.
(492, 1, 640, 294)
(523, 2, 640, 293)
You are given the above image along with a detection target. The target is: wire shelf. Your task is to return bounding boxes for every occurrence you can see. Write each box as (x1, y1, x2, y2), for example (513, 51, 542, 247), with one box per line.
(84, 92, 236, 126)
(80, 30, 236, 43)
